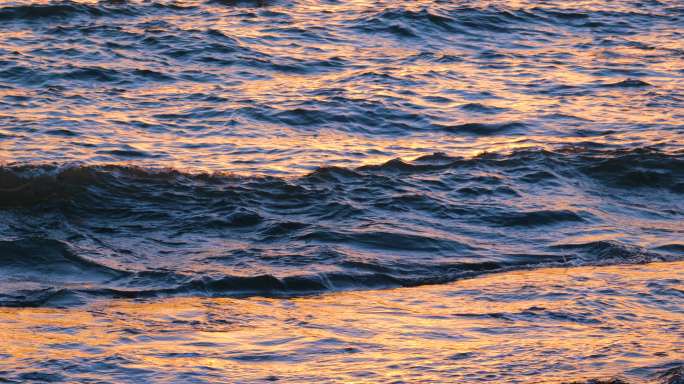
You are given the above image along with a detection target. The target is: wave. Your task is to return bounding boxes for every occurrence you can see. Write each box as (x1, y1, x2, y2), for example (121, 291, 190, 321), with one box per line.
(438, 121, 528, 135)
(0, 1, 147, 22)
(602, 78, 652, 88)
(1, 146, 682, 307)
(1, 146, 681, 207)
(0, 238, 123, 278)
(0, 237, 673, 307)
(0, 64, 176, 86)
(348, 4, 672, 42)
(0, 3, 110, 21)
(0, 0, 199, 22)
(567, 365, 684, 384)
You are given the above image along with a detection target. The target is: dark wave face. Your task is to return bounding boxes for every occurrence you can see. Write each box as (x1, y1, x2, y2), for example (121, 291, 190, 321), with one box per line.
(0, 0, 683, 306)
(0, 147, 682, 306)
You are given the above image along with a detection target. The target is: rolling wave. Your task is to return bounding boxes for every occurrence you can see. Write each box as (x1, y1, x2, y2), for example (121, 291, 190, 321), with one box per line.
(1, 146, 682, 306)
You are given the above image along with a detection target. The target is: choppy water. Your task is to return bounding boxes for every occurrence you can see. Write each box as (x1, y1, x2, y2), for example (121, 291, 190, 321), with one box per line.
(0, 0, 682, 381)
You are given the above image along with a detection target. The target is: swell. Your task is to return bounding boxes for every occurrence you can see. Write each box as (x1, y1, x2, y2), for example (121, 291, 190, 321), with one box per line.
(350, 4, 673, 40)
(0, 2, 136, 21)
(1, 146, 682, 307)
(0, 237, 674, 308)
(0, 1, 196, 22)
(0, 1, 669, 26)
(1, 146, 682, 207)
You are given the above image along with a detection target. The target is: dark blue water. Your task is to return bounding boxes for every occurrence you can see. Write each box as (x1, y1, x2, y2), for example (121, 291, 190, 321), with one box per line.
(0, 0, 683, 307)
(1, 147, 682, 306)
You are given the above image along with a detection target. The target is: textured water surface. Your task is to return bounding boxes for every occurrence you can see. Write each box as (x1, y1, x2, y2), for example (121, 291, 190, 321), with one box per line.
(0, 147, 683, 306)
(0, 0, 682, 304)
(0, 0, 683, 381)
(1, 262, 682, 383)
(0, 0, 682, 172)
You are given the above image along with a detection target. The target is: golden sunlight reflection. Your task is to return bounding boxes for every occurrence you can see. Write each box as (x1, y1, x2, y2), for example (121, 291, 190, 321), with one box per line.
(2, 124, 682, 175)
(1, 262, 682, 383)
(0, 0, 682, 172)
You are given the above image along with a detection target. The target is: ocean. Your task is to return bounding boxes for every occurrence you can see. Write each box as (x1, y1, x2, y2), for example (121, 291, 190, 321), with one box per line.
(0, 0, 682, 382)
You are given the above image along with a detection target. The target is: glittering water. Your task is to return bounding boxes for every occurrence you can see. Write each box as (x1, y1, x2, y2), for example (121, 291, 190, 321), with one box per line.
(0, 0, 682, 381)
(1, 262, 683, 383)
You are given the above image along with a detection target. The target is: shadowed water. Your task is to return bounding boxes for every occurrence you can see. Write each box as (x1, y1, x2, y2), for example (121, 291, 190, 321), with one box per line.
(0, 0, 683, 381)
(0, 147, 683, 306)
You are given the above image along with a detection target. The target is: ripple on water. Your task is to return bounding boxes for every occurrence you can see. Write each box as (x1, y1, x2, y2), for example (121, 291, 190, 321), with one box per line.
(0, 262, 682, 382)
(0, 0, 682, 380)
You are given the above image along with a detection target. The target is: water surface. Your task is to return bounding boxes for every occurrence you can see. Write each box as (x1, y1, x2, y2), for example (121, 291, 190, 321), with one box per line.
(0, 0, 682, 381)
(1, 262, 682, 383)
